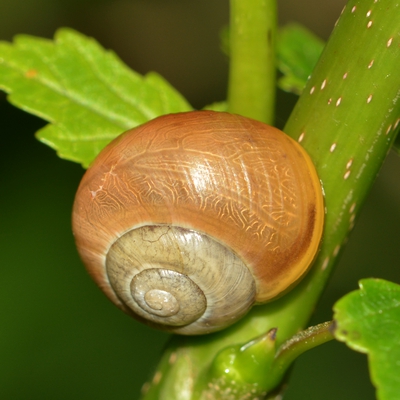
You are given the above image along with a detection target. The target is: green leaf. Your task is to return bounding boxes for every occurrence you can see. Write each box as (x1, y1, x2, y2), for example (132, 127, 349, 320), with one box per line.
(203, 101, 228, 112)
(334, 279, 400, 400)
(0, 28, 192, 167)
(277, 23, 325, 95)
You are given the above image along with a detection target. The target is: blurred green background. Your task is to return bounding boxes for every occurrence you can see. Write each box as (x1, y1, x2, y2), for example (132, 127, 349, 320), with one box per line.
(1, 1, 400, 399)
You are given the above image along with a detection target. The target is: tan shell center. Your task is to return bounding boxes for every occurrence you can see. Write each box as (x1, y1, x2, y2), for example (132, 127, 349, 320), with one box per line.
(145, 289, 179, 313)
(130, 268, 207, 323)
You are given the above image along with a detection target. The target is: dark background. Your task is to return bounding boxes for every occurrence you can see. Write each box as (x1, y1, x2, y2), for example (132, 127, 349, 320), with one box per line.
(1, 1, 400, 399)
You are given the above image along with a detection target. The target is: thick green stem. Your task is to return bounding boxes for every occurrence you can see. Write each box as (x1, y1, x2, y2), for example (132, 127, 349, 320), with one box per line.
(280, 0, 400, 337)
(227, 0, 276, 123)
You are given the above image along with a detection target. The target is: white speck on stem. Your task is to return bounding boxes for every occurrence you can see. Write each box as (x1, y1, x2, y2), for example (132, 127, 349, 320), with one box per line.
(321, 183, 326, 199)
(336, 97, 342, 107)
(349, 202, 356, 213)
(368, 60, 374, 69)
(152, 371, 162, 385)
(333, 245, 341, 257)
(366, 10, 372, 17)
(351, 6, 357, 13)
(344, 170, 351, 180)
(387, 37, 393, 47)
(298, 132, 305, 143)
(328, 98, 332, 105)
(310, 86, 315, 94)
(141, 382, 150, 395)
(322, 258, 329, 271)
(367, 94, 373, 103)
(321, 79, 327, 90)
(330, 143, 337, 152)
(343, 72, 348, 79)
(386, 124, 392, 135)
(169, 352, 177, 365)
(346, 158, 353, 169)
(356, 163, 367, 180)
(367, 20, 373, 28)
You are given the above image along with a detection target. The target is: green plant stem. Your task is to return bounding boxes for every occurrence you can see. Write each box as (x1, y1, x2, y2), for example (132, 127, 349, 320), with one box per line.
(280, 0, 400, 338)
(272, 321, 334, 378)
(227, 0, 276, 124)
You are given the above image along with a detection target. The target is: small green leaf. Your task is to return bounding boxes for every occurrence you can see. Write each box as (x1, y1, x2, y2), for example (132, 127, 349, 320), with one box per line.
(201, 329, 278, 398)
(334, 279, 400, 400)
(277, 23, 324, 95)
(203, 101, 228, 112)
(0, 28, 192, 167)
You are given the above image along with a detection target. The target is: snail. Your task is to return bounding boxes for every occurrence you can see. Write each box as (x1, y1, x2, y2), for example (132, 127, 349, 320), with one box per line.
(72, 111, 324, 335)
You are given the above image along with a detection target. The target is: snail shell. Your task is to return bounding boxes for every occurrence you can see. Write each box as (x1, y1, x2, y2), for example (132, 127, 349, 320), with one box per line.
(72, 111, 324, 335)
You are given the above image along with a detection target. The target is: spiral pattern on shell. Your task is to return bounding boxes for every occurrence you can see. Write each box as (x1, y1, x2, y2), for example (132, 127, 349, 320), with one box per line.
(72, 111, 324, 335)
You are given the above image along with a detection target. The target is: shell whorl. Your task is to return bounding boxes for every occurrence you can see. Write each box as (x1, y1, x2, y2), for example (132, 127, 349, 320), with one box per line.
(72, 111, 324, 335)
(106, 225, 256, 334)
